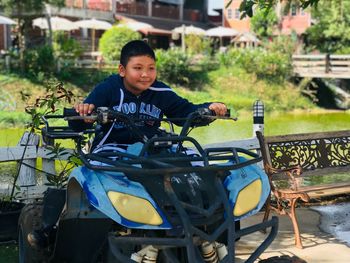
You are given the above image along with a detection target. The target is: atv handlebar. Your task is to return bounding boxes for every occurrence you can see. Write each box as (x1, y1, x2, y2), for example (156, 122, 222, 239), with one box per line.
(41, 107, 261, 176)
(63, 107, 236, 136)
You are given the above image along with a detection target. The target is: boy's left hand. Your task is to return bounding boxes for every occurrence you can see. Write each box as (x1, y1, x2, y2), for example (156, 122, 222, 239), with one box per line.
(209, 103, 227, 116)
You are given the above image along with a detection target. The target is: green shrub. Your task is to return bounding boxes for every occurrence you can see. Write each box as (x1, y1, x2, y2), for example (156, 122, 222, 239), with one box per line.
(223, 47, 292, 82)
(215, 48, 241, 67)
(185, 34, 212, 55)
(99, 26, 141, 62)
(24, 45, 55, 79)
(155, 48, 193, 85)
(53, 31, 83, 59)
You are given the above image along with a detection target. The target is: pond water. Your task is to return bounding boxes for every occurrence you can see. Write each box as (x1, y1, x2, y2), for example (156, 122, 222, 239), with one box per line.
(0, 111, 349, 186)
(1, 111, 350, 146)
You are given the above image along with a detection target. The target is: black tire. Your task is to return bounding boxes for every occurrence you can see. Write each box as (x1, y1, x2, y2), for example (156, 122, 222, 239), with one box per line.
(18, 202, 48, 263)
(259, 255, 307, 263)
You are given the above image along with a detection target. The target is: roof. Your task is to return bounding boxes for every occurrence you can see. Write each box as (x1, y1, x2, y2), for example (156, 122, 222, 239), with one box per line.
(114, 14, 210, 31)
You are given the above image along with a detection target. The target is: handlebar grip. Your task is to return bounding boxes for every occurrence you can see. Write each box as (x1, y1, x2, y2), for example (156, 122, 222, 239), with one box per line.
(198, 108, 231, 117)
(63, 108, 79, 117)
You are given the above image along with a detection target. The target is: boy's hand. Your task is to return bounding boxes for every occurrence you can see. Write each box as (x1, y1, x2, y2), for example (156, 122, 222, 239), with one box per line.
(74, 103, 95, 123)
(209, 103, 227, 116)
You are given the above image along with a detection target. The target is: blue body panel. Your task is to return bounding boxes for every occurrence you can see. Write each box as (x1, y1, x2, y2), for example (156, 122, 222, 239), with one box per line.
(69, 166, 172, 229)
(223, 157, 271, 220)
(69, 153, 270, 228)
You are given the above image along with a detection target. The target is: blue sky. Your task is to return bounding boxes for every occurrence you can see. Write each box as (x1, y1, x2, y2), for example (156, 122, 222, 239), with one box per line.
(208, 0, 224, 15)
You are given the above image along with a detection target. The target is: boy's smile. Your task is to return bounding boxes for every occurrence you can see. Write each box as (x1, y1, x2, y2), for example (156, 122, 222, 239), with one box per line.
(119, 55, 157, 95)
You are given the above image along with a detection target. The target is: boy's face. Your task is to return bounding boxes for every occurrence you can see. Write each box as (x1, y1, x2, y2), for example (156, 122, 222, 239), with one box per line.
(119, 55, 156, 95)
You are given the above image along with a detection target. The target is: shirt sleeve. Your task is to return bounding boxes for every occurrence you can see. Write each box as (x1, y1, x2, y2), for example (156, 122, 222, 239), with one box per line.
(69, 76, 118, 131)
(84, 81, 114, 108)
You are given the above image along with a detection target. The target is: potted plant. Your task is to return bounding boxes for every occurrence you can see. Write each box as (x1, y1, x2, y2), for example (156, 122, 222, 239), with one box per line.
(0, 81, 75, 241)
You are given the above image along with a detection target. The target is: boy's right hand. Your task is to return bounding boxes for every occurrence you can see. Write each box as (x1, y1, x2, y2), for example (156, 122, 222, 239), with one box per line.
(74, 103, 95, 123)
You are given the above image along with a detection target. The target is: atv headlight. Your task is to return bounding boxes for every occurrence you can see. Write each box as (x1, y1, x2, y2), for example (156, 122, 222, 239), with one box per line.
(108, 191, 163, 225)
(233, 179, 262, 217)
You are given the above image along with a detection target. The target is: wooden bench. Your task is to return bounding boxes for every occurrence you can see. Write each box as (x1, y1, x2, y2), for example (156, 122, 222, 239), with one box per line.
(256, 130, 350, 248)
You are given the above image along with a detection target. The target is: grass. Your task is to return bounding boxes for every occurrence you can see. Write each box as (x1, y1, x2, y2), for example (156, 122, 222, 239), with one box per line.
(0, 243, 18, 263)
(0, 62, 316, 121)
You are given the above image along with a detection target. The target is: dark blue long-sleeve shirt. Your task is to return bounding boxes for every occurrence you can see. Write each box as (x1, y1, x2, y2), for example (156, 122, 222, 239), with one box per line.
(70, 74, 211, 144)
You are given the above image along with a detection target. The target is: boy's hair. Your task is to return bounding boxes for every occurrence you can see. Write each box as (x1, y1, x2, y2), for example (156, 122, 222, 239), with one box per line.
(120, 40, 156, 67)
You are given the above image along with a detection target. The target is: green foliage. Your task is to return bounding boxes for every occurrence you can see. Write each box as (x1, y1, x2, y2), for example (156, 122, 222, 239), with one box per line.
(155, 48, 193, 85)
(21, 81, 78, 189)
(250, 8, 278, 39)
(305, 0, 350, 53)
(236, 0, 319, 18)
(0, 89, 16, 111)
(184, 34, 212, 55)
(205, 65, 314, 112)
(53, 31, 83, 59)
(0, 111, 30, 127)
(0, 0, 65, 13)
(45, 143, 81, 188)
(266, 35, 298, 55)
(22, 81, 74, 132)
(23, 45, 55, 79)
(217, 47, 293, 82)
(0, 0, 66, 66)
(99, 26, 141, 62)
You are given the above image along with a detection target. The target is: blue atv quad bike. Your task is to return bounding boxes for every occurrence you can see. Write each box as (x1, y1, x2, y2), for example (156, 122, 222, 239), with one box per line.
(18, 107, 278, 263)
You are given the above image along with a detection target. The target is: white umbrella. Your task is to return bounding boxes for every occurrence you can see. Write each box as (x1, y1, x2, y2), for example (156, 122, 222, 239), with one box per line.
(172, 25, 205, 51)
(232, 32, 260, 43)
(32, 16, 78, 31)
(206, 26, 239, 47)
(0, 15, 16, 25)
(74, 18, 112, 51)
(172, 24, 205, 35)
(205, 26, 239, 37)
(74, 18, 112, 30)
(117, 21, 153, 31)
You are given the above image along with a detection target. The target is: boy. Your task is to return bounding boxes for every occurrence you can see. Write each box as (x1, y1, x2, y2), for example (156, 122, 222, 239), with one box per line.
(28, 40, 227, 248)
(72, 40, 227, 147)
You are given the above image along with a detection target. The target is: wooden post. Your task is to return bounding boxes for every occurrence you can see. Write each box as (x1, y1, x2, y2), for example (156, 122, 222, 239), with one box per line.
(57, 57, 61, 73)
(17, 132, 40, 186)
(5, 55, 10, 71)
(41, 134, 56, 185)
(325, 53, 331, 73)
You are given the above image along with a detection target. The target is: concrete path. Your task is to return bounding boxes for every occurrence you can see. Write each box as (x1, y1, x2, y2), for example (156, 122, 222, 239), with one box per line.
(235, 208, 350, 263)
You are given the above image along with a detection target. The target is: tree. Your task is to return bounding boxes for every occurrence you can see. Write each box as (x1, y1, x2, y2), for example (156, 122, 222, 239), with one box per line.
(99, 26, 141, 62)
(226, 0, 320, 18)
(0, 0, 65, 71)
(305, 0, 350, 53)
(250, 8, 278, 39)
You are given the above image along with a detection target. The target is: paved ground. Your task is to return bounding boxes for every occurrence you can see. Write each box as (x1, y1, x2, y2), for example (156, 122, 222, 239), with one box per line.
(235, 207, 350, 263)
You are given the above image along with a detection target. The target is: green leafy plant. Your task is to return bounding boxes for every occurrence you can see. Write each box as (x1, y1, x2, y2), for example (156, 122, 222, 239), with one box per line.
(23, 45, 55, 80)
(6, 81, 78, 200)
(45, 143, 82, 188)
(22, 81, 74, 132)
